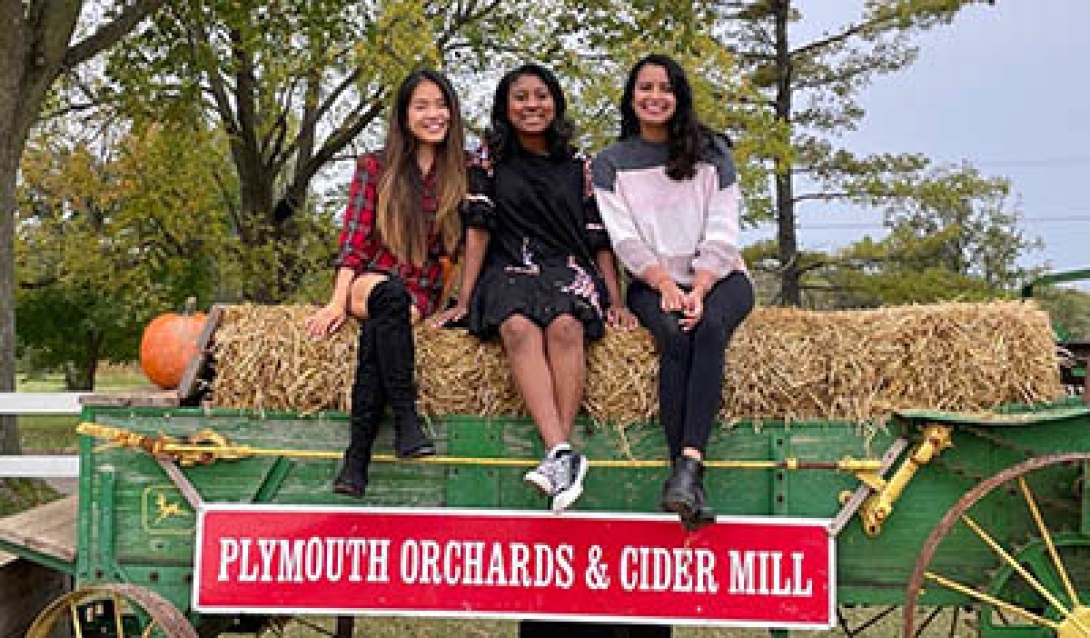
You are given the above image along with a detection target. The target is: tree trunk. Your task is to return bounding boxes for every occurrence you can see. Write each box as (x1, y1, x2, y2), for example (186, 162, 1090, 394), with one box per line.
(1, 0, 166, 454)
(64, 331, 101, 391)
(0, 145, 19, 455)
(0, 42, 28, 455)
(771, 0, 801, 307)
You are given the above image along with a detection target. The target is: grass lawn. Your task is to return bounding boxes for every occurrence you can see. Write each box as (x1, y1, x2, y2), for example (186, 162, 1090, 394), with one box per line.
(16, 364, 152, 453)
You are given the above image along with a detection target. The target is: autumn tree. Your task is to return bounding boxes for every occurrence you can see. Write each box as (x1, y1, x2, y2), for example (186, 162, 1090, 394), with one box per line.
(712, 0, 1014, 306)
(104, 0, 583, 302)
(16, 124, 237, 389)
(0, 0, 166, 454)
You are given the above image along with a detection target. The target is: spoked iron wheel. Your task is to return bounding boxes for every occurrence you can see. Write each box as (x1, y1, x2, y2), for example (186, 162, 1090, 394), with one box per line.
(26, 583, 197, 638)
(905, 453, 1090, 637)
(838, 604, 972, 636)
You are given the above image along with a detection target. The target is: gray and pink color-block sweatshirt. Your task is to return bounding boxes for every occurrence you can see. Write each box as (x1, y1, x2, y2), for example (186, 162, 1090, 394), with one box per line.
(592, 135, 745, 286)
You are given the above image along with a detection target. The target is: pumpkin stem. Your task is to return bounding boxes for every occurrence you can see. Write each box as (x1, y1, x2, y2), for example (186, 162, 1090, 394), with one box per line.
(183, 296, 197, 315)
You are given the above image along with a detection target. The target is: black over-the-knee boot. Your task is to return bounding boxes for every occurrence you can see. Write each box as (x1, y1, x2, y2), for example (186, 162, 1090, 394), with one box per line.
(334, 321, 385, 498)
(368, 278, 435, 458)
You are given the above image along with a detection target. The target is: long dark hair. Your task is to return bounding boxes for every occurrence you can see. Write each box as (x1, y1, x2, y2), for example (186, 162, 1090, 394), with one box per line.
(485, 63, 574, 163)
(620, 54, 711, 181)
(377, 69, 466, 267)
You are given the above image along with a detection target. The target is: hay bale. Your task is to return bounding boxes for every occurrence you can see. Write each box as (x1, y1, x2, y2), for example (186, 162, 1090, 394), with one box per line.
(209, 301, 1064, 425)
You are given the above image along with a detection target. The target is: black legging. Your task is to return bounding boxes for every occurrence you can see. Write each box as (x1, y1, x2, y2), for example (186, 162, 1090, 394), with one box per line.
(628, 272, 754, 459)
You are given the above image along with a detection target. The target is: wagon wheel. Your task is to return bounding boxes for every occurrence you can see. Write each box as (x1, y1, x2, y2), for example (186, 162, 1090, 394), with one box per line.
(26, 583, 197, 638)
(904, 453, 1090, 637)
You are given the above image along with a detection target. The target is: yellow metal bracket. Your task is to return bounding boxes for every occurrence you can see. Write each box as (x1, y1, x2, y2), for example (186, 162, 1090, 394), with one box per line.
(858, 424, 953, 537)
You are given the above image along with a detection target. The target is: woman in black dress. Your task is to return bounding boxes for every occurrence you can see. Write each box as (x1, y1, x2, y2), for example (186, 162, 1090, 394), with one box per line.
(433, 63, 634, 511)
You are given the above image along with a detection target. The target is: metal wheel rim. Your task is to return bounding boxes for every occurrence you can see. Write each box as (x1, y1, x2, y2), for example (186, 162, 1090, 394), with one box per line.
(903, 452, 1090, 637)
(26, 583, 197, 638)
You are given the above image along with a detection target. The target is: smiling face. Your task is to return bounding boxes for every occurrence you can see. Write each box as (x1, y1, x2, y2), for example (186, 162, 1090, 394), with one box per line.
(631, 63, 676, 136)
(506, 73, 556, 138)
(405, 79, 450, 147)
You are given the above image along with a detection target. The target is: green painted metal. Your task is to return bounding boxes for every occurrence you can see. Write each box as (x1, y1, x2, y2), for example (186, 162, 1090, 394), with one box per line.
(445, 416, 505, 507)
(0, 539, 74, 575)
(53, 397, 1090, 634)
(1021, 268, 1090, 299)
(251, 456, 295, 503)
(97, 467, 117, 582)
(897, 405, 1090, 428)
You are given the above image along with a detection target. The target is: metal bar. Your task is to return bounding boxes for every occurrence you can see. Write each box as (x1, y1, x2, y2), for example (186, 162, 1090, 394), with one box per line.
(1019, 476, 1081, 606)
(252, 457, 295, 503)
(829, 438, 908, 536)
(0, 455, 79, 478)
(0, 538, 76, 575)
(924, 571, 1061, 630)
(0, 392, 86, 414)
(98, 468, 117, 582)
(77, 424, 884, 471)
(112, 594, 125, 638)
(771, 433, 789, 515)
(77, 431, 95, 581)
(961, 514, 1088, 633)
(154, 458, 205, 511)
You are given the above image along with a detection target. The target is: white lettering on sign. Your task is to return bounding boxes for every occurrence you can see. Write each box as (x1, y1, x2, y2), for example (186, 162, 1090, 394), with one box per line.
(727, 550, 813, 597)
(618, 546, 719, 593)
(216, 537, 390, 584)
(399, 539, 576, 588)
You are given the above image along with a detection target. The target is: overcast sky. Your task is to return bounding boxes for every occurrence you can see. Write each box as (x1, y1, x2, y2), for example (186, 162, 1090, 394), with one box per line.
(741, 1, 1090, 289)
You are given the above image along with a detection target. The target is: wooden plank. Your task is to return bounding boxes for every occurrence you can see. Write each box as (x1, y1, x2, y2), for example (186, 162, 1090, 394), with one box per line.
(0, 496, 78, 563)
(0, 455, 79, 478)
(178, 304, 225, 403)
(0, 392, 86, 415)
(80, 390, 180, 408)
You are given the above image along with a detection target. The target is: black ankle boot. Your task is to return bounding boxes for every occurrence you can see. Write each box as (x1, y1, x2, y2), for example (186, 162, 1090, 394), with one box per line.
(690, 482, 716, 531)
(661, 456, 715, 531)
(368, 278, 435, 459)
(334, 322, 385, 499)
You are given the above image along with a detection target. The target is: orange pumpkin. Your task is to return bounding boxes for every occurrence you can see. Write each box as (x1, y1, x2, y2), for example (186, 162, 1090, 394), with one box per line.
(140, 305, 207, 390)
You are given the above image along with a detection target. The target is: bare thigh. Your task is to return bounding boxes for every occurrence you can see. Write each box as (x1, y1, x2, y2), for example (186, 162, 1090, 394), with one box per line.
(348, 273, 421, 324)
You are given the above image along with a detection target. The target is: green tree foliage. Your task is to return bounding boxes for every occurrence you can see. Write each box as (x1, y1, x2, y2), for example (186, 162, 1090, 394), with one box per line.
(101, 0, 582, 302)
(16, 124, 231, 388)
(1, 0, 166, 453)
(707, 0, 1028, 306)
(1032, 286, 1090, 343)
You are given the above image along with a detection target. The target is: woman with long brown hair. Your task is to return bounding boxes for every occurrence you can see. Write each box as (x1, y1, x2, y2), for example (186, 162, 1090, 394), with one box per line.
(594, 54, 753, 530)
(306, 68, 467, 498)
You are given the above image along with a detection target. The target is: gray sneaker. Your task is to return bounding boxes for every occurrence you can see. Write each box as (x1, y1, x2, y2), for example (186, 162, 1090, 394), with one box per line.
(550, 451, 588, 512)
(524, 455, 566, 496)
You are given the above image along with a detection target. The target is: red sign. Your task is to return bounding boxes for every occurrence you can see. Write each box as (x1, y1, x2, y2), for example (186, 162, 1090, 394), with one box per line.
(194, 505, 834, 629)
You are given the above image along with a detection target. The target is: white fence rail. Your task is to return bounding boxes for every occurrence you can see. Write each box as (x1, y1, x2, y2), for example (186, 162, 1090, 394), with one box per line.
(0, 393, 84, 478)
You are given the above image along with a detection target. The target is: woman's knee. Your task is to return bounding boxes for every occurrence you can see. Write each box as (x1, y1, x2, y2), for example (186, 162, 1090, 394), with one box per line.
(500, 314, 541, 350)
(654, 315, 691, 361)
(348, 273, 390, 319)
(545, 314, 583, 348)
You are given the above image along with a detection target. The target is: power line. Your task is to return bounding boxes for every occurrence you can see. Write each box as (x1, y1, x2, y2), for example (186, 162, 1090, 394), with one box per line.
(792, 216, 1090, 231)
(973, 156, 1090, 168)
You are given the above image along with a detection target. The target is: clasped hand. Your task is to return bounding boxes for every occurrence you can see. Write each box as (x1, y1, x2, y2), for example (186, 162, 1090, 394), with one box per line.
(659, 281, 704, 331)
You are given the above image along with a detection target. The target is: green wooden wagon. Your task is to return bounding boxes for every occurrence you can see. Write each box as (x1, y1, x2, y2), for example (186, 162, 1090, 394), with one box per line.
(0, 396, 1087, 637)
(3, 274, 1089, 637)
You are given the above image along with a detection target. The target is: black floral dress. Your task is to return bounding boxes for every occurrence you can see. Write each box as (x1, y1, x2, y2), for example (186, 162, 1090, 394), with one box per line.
(463, 148, 611, 341)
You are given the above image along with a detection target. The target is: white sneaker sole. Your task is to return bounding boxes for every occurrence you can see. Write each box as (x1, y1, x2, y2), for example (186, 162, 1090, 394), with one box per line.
(524, 469, 554, 496)
(551, 457, 588, 512)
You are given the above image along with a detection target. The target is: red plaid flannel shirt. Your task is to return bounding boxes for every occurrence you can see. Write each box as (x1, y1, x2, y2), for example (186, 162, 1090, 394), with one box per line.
(335, 153, 446, 315)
